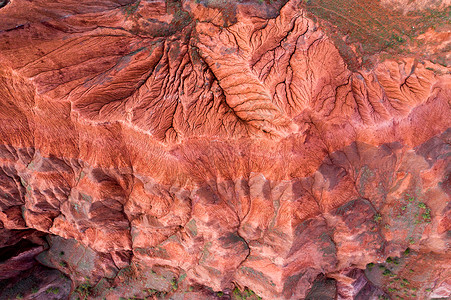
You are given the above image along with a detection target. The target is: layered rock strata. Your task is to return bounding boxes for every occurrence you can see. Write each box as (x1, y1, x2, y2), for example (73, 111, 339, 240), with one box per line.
(0, 0, 450, 298)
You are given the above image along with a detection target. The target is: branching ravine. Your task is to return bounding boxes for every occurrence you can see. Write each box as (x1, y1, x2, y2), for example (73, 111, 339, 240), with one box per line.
(1, 0, 450, 298)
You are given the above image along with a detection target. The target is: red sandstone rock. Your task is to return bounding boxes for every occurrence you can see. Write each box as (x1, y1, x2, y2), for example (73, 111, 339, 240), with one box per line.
(0, 0, 450, 298)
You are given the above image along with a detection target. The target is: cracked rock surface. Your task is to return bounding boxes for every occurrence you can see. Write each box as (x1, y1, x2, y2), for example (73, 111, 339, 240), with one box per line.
(0, 0, 450, 299)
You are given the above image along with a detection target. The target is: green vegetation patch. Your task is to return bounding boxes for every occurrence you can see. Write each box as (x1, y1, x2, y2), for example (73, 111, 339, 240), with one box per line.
(74, 282, 92, 300)
(364, 248, 422, 298)
(232, 286, 262, 300)
(302, 0, 451, 66)
(46, 287, 60, 294)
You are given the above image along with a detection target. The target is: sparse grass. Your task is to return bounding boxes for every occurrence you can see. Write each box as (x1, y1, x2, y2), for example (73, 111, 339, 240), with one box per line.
(46, 287, 59, 294)
(302, 0, 450, 68)
(122, 0, 140, 19)
(370, 252, 422, 299)
(143, 288, 167, 298)
(74, 282, 92, 300)
(146, 288, 157, 294)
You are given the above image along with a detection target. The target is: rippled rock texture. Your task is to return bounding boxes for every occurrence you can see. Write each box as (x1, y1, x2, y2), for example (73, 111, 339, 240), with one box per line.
(0, 0, 450, 298)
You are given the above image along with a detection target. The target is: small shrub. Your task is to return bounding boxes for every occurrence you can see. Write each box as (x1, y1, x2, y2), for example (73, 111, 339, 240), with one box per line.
(171, 278, 178, 291)
(422, 212, 431, 220)
(374, 213, 382, 222)
(146, 289, 157, 294)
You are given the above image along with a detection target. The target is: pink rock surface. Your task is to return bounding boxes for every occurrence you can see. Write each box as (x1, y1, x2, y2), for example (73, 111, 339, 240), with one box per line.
(0, 0, 450, 298)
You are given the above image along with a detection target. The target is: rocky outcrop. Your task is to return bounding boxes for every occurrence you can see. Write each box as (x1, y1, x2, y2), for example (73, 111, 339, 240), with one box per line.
(0, 0, 450, 299)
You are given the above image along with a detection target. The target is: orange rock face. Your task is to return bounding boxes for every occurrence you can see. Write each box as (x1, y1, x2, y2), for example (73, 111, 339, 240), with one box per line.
(0, 0, 450, 299)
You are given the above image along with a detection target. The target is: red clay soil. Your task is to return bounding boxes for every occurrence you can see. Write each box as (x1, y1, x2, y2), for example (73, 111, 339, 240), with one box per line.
(0, 0, 450, 299)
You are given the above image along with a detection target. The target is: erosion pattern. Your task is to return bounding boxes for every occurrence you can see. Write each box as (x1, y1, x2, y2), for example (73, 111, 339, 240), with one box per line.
(0, 0, 450, 299)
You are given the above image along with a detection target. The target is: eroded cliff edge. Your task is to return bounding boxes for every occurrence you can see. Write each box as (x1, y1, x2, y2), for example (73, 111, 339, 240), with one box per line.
(0, 0, 450, 298)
